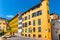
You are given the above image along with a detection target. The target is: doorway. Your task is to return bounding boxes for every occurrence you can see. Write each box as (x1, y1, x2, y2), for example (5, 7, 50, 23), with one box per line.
(59, 34, 60, 39)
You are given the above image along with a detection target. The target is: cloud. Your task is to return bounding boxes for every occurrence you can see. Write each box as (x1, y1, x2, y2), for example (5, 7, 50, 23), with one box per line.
(6, 15, 14, 18)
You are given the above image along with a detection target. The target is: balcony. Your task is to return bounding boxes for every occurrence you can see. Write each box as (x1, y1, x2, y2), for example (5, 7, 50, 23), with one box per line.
(18, 24, 22, 27)
(18, 29, 22, 32)
(18, 20, 22, 23)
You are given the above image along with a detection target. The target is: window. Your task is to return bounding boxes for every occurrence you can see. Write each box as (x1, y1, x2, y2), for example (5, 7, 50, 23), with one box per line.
(28, 15, 30, 19)
(25, 34, 27, 37)
(25, 22, 27, 27)
(28, 34, 30, 37)
(38, 19, 41, 25)
(33, 20, 35, 26)
(32, 13, 37, 17)
(38, 27, 41, 32)
(48, 10, 49, 14)
(22, 23, 24, 27)
(48, 19, 50, 23)
(48, 29, 50, 32)
(18, 27, 22, 29)
(22, 34, 24, 36)
(37, 11, 42, 16)
(25, 16, 27, 20)
(33, 27, 35, 32)
(28, 28, 30, 33)
(28, 28, 32, 33)
(33, 34, 36, 37)
(25, 29, 27, 32)
(29, 21, 31, 25)
(38, 35, 41, 38)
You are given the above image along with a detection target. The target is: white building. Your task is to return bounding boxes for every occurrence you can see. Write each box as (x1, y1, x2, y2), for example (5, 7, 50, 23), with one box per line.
(18, 13, 22, 36)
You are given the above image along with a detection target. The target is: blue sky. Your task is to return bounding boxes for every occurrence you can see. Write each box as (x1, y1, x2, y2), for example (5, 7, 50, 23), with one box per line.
(0, 0, 60, 20)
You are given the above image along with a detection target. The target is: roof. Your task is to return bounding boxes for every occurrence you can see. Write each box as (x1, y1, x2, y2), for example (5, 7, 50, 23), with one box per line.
(9, 14, 18, 22)
(9, 3, 42, 22)
(22, 3, 41, 15)
(0, 17, 8, 22)
(50, 12, 58, 15)
(18, 13, 23, 16)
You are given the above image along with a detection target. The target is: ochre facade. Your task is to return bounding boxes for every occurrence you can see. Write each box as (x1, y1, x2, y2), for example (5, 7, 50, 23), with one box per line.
(22, 0, 52, 40)
(9, 14, 18, 35)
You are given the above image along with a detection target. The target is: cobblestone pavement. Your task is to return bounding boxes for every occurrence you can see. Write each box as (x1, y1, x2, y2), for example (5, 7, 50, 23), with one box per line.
(2, 36, 47, 40)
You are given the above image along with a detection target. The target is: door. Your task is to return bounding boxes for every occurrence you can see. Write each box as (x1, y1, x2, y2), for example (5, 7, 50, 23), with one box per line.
(59, 34, 60, 39)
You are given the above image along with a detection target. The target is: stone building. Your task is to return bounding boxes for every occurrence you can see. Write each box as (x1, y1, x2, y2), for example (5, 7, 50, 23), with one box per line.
(51, 19, 60, 40)
(50, 13, 60, 40)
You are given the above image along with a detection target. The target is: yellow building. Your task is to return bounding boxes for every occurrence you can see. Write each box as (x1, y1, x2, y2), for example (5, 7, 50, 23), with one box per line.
(22, 0, 52, 40)
(0, 18, 8, 32)
(9, 14, 18, 36)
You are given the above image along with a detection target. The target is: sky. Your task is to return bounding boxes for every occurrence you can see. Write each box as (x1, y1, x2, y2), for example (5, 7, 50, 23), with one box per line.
(0, 0, 60, 20)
